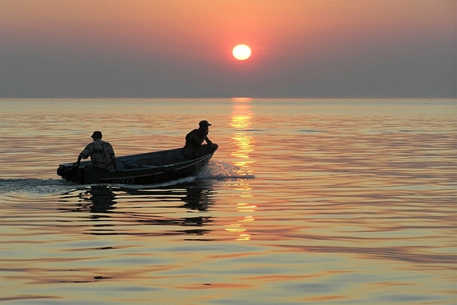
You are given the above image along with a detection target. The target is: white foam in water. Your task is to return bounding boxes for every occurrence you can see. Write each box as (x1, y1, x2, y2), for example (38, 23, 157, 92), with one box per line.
(197, 161, 254, 179)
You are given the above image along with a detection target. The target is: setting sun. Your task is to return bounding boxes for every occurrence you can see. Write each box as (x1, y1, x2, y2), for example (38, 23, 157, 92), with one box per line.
(232, 44, 251, 60)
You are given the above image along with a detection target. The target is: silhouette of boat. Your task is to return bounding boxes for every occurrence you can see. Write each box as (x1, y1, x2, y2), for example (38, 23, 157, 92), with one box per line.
(57, 145, 217, 184)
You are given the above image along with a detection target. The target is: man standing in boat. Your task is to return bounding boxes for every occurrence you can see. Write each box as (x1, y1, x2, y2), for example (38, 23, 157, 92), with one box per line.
(184, 120, 218, 158)
(75, 131, 119, 172)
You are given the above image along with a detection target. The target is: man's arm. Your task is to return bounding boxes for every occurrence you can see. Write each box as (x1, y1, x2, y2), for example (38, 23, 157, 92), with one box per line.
(108, 144, 120, 172)
(76, 143, 92, 165)
(189, 130, 204, 145)
(76, 154, 83, 165)
(204, 136, 213, 145)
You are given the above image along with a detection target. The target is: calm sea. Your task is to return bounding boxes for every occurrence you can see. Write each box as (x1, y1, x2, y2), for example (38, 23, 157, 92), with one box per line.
(0, 98, 456, 304)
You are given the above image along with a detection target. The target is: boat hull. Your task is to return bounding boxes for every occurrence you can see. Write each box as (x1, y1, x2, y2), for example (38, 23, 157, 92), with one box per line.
(57, 145, 217, 184)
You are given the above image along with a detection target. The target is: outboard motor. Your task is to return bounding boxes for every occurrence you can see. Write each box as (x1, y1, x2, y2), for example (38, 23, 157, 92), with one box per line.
(57, 163, 78, 182)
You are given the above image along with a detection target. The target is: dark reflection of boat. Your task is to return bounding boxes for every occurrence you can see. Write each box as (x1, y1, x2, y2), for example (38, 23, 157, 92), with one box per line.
(86, 185, 117, 214)
(58, 185, 117, 214)
(58, 179, 216, 236)
(180, 179, 215, 211)
(178, 180, 216, 235)
(124, 179, 215, 236)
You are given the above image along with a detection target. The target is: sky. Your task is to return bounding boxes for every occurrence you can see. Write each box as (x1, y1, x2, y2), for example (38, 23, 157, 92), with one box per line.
(0, 0, 456, 98)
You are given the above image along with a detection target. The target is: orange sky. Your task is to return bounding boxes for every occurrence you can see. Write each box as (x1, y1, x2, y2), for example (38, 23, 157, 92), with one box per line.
(1, 0, 455, 97)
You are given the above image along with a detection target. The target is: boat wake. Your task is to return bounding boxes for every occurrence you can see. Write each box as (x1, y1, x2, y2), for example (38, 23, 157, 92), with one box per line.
(0, 161, 254, 194)
(197, 160, 254, 180)
(0, 178, 77, 195)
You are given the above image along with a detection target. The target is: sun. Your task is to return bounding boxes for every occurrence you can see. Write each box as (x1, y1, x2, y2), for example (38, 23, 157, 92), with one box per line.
(232, 44, 251, 60)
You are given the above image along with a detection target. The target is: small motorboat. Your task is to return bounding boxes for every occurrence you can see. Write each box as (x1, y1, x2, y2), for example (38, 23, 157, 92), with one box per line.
(57, 144, 218, 184)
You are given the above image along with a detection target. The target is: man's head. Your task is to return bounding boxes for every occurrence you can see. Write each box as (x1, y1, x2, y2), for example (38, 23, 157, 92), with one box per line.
(91, 131, 102, 140)
(199, 120, 211, 127)
(198, 120, 211, 132)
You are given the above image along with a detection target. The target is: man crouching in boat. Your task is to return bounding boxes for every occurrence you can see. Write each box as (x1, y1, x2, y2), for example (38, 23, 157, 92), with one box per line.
(75, 131, 119, 173)
(183, 120, 218, 159)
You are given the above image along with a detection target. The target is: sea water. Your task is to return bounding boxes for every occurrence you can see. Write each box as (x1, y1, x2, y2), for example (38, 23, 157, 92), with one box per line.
(0, 98, 456, 304)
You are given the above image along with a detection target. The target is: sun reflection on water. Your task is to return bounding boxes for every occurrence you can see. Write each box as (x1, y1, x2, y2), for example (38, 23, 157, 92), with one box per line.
(226, 98, 257, 241)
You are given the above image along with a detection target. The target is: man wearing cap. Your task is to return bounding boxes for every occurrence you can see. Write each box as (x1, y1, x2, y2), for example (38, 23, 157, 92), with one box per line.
(76, 131, 119, 172)
(183, 120, 218, 158)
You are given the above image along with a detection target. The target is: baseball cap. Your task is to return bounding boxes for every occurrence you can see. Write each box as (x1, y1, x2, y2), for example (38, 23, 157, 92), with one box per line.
(199, 120, 212, 127)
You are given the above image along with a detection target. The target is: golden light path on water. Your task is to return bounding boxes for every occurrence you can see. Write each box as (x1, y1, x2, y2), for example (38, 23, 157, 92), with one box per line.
(226, 98, 256, 241)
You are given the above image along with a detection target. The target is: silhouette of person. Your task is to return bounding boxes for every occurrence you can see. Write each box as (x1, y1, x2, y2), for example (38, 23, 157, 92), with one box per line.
(76, 131, 119, 172)
(183, 120, 218, 158)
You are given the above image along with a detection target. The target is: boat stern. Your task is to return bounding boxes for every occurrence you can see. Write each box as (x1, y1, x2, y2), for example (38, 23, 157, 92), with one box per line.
(57, 163, 79, 182)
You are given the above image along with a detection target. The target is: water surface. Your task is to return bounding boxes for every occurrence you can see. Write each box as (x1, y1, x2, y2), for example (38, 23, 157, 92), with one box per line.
(1, 98, 456, 304)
